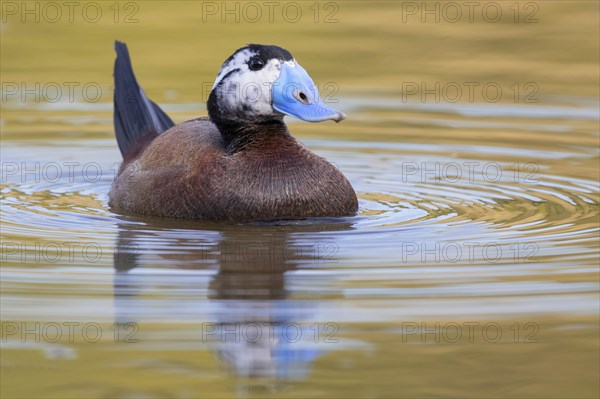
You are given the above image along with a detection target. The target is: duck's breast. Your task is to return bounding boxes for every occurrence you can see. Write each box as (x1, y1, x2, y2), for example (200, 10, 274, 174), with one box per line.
(213, 143, 358, 221)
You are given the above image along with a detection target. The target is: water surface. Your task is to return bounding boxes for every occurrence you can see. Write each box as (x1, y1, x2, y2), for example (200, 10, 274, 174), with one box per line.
(1, 2, 599, 398)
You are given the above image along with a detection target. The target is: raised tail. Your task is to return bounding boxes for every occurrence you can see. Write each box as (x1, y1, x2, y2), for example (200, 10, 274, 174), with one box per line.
(113, 41, 174, 158)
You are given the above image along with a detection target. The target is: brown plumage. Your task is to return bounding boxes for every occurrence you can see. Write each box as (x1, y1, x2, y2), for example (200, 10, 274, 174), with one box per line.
(108, 42, 358, 222)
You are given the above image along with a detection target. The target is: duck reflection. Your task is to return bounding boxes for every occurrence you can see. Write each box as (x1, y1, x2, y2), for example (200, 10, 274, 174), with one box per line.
(113, 217, 353, 380)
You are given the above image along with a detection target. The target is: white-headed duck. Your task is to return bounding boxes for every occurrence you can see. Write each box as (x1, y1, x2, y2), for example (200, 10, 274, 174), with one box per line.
(108, 41, 358, 222)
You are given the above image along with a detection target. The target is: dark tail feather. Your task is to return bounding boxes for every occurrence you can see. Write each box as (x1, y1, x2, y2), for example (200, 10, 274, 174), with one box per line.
(113, 41, 175, 157)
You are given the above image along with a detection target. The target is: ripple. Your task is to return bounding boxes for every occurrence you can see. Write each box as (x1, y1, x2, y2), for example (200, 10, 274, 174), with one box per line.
(2, 137, 597, 242)
(1, 101, 599, 319)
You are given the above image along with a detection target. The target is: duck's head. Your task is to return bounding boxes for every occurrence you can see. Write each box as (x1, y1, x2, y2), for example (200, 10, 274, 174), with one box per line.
(207, 44, 346, 128)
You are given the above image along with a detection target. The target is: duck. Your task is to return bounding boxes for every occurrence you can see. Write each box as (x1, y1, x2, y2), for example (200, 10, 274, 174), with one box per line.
(108, 41, 358, 222)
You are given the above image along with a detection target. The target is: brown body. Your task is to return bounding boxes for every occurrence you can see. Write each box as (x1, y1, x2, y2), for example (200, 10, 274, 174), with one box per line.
(109, 117, 358, 222)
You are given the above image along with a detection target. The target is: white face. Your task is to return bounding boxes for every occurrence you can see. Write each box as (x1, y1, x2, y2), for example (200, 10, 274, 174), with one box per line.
(211, 49, 297, 121)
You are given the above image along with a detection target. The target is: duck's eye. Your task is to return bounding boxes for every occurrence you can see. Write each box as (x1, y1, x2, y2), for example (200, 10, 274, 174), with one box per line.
(248, 57, 264, 71)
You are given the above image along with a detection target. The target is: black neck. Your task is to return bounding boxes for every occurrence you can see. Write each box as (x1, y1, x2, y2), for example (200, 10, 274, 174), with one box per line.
(207, 90, 291, 154)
